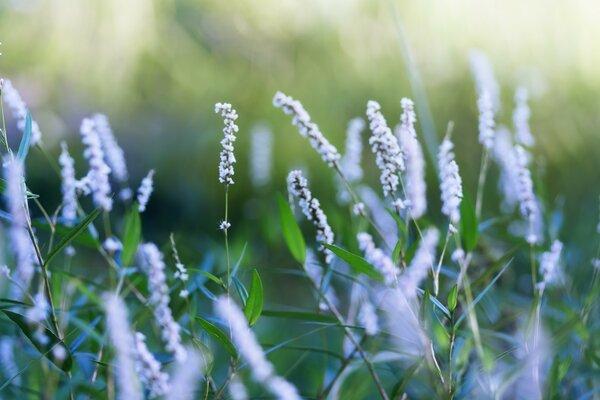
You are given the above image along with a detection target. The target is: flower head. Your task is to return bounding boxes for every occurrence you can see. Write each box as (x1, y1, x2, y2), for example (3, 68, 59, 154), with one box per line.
(438, 138, 463, 223)
(249, 124, 273, 188)
(477, 91, 495, 150)
(80, 117, 113, 211)
(137, 169, 155, 213)
(357, 232, 399, 286)
(93, 114, 129, 182)
(399, 228, 439, 298)
(1, 80, 42, 146)
(513, 87, 535, 147)
(215, 102, 239, 185)
(59, 142, 78, 226)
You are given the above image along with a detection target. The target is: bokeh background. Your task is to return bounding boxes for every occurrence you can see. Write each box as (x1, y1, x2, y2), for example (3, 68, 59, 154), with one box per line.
(2, 0, 600, 254)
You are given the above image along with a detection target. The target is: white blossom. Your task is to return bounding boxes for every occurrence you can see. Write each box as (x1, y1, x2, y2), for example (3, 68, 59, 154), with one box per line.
(103, 237, 123, 253)
(170, 235, 190, 299)
(469, 50, 500, 112)
(340, 118, 365, 182)
(214, 297, 301, 400)
(1, 79, 42, 146)
(451, 248, 465, 264)
(58, 142, 78, 225)
(139, 243, 187, 362)
(438, 138, 463, 223)
(103, 293, 142, 400)
(219, 220, 231, 231)
(273, 91, 340, 167)
(366, 100, 405, 197)
(80, 117, 113, 211)
(492, 127, 520, 212)
(93, 114, 129, 182)
(477, 91, 495, 150)
(513, 87, 535, 147)
(358, 300, 379, 336)
(137, 169, 155, 213)
(514, 145, 538, 243)
(0, 337, 20, 386)
(287, 170, 334, 264)
(228, 377, 249, 400)
(358, 186, 398, 244)
(166, 349, 204, 400)
(399, 228, 439, 299)
(538, 240, 562, 289)
(215, 102, 239, 185)
(133, 332, 170, 398)
(357, 232, 399, 286)
(352, 202, 365, 216)
(398, 99, 426, 219)
(249, 124, 273, 188)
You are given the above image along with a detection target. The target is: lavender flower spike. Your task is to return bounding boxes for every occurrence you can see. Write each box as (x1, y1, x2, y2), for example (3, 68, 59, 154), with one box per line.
(513, 87, 535, 147)
(477, 91, 495, 150)
(80, 117, 113, 212)
(438, 137, 463, 224)
(514, 145, 538, 243)
(137, 169, 155, 213)
(59, 142, 78, 226)
(1, 80, 42, 146)
(215, 102, 239, 185)
(93, 113, 129, 182)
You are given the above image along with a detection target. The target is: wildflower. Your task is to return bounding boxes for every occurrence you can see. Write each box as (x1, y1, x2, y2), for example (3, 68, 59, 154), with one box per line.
(166, 349, 204, 400)
(514, 145, 538, 243)
(170, 234, 190, 299)
(340, 118, 365, 182)
(592, 258, 600, 270)
(492, 127, 520, 212)
(137, 169, 155, 213)
(357, 232, 399, 286)
(103, 237, 123, 253)
(4, 155, 36, 296)
(0, 337, 20, 386)
(214, 297, 301, 400)
(477, 91, 495, 150)
(219, 220, 231, 231)
(358, 185, 398, 244)
(438, 138, 463, 223)
(80, 117, 113, 212)
(1, 79, 42, 146)
(358, 300, 379, 336)
(133, 332, 170, 398)
(451, 248, 465, 264)
(139, 243, 187, 362)
(352, 202, 365, 216)
(399, 228, 439, 299)
(538, 240, 562, 289)
(305, 250, 338, 311)
(59, 142, 77, 226)
(398, 99, 426, 218)
(103, 293, 142, 400)
(287, 170, 334, 264)
(93, 114, 129, 182)
(513, 87, 535, 147)
(273, 91, 340, 167)
(229, 377, 249, 400)
(366, 100, 404, 197)
(249, 124, 273, 188)
(469, 50, 500, 112)
(215, 102, 239, 185)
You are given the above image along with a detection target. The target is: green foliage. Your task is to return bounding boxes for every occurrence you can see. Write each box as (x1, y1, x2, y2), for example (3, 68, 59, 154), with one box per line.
(121, 205, 141, 266)
(244, 269, 263, 326)
(277, 193, 306, 264)
(322, 243, 383, 281)
(17, 112, 31, 161)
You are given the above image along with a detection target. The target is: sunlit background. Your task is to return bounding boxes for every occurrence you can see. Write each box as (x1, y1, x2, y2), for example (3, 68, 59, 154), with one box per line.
(2, 0, 600, 249)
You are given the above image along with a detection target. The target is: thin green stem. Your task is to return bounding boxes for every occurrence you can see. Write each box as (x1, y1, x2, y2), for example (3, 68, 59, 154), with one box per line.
(0, 89, 10, 153)
(224, 184, 231, 295)
(475, 149, 490, 220)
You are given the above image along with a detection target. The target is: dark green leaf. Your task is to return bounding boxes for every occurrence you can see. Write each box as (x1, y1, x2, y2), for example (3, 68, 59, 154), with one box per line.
(392, 239, 403, 265)
(244, 269, 263, 326)
(460, 193, 478, 251)
(1, 310, 73, 372)
(231, 276, 249, 306)
(448, 284, 458, 313)
(17, 112, 32, 161)
(277, 193, 306, 264)
(33, 220, 98, 248)
(322, 243, 382, 282)
(188, 269, 224, 287)
(196, 317, 237, 357)
(44, 208, 102, 267)
(121, 206, 141, 266)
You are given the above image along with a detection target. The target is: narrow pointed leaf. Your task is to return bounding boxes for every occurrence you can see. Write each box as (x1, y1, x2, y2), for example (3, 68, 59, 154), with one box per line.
(277, 193, 306, 263)
(17, 112, 32, 161)
(196, 317, 237, 357)
(322, 243, 382, 282)
(244, 269, 263, 326)
(121, 205, 141, 266)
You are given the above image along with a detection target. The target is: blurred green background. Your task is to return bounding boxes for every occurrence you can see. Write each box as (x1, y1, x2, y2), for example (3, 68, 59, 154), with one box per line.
(2, 0, 600, 251)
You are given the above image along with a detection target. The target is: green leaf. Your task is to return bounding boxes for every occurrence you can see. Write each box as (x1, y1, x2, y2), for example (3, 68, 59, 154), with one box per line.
(231, 276, 249, 306)
(44, 208, 102, 267)
(17, 112, 32, 161)
(448, 284, 458, 313)
(1, 309, 73, 372)
(392, 239, 403, 265)
(121, 205, 141, 266)
(261, 309, 337, 324)
(322, 243, 382, 282)
(196, 317, 237, 357)
(277, 193, 306, 264)
(244, 269, 264, 326)
(33, 220, 98, 248)
(460, 193, 478, 251)
(188, 269, 224, 287)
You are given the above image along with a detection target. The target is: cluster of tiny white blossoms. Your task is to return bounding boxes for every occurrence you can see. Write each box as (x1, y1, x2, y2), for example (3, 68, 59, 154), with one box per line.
(357, 232, 399, 286)
(287, 170, 334, 264)
(4, 156, 36, 297)
(167, 350, 204, 400)
(170, 235, 190, 298)
(79, 117, 113, 212)
(358, 185, 398, 243)
(398, 228, 440, 299)
(366, 100, 405, 197)
(215, 102, 239, 185)
(437, 138, 463, 224)
(340, 117, 365, 182)
(477, 91, 496, 150)
(133, 332, 170, 398)
(214, 297, 301, 400)
(538, 240, 563, 290)
(273, 91, 340, 167)
(513, 87, 535, 147)
(398, 98, 427, 219)
(137, 169, 155, 213)
(0, 337, 21, 386)
(514, 145, 538, 243)
(103, 237, 123, 253)
(228, 377, 249, 400)
(469, 50, 500, 112)
(1, 79, 42, 146)
(492, 128, 520, 211)
(93, 114, 129, 183)
(59, 142, 78, 226)
(139, 243, 187, 362)
(103, 293, 142, 400)
(249, 124, 273, 188)
(358, 300, 379, 336)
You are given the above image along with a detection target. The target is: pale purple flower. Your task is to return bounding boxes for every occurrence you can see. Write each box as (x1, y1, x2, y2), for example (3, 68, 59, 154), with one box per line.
(538, 240, 562, 289)
(133, 332, 170, 398)
(0, 337, 20, 386)
(469, 50, 500, 112)
(352, 202, 365, 216)
(170, 235, 190, 299)
(438, 138, 463, 223)
(513, 87, 535, 147)
(358, 300, 379, 336)
(59, 142, 78, 225)
(249, 124, 273, 188)
(357, 232, 399, 286)
(287, 170, 334, 264)
(137, 169, 155, 213)
(514, 145, 538, 243)
(366, 100, 405, 197)
(273, 91, 340, 167)
(1, 79, 42, 146)
(228, 377, 249, 400)
(139, 243, 187, 362)
(340, 118, 365, 182)
(166, 349, 204, 400)
(219, 220, 231, 231)
(103, 237, 123, 253)
(215, 102, 239, 185)
(399, 228, 439, 299)
(477, 91, 495, 150)
(93, 114, 129, 182)
(492, 127, 520, 212)
(80, 117, 113, 211)
(358, 185, 398, 244)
